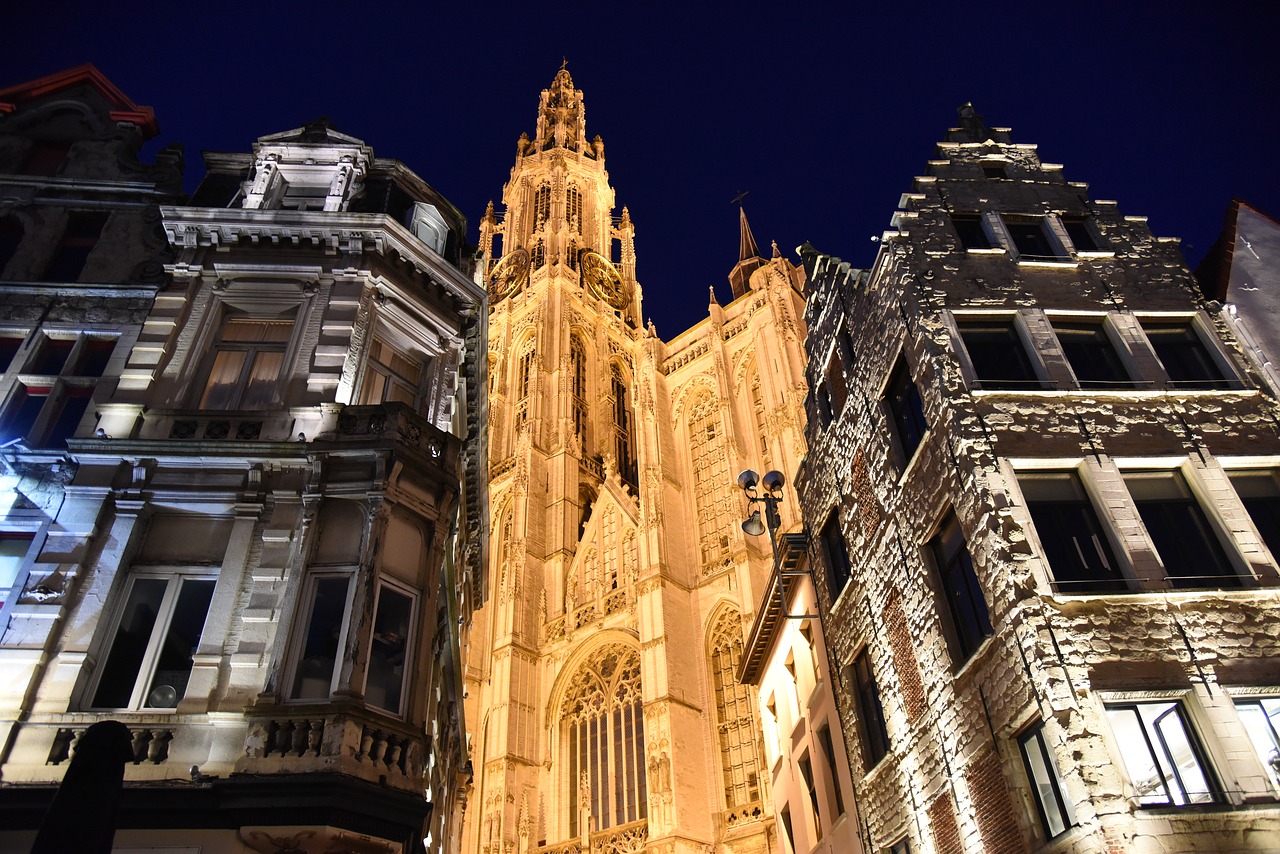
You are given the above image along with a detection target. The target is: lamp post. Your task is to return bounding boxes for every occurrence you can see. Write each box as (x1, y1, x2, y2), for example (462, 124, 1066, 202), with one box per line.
(738, 469, 816, 620)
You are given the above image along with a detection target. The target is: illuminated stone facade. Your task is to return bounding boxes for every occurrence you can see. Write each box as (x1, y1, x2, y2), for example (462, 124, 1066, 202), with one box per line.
(0, 66, 484, 853)
(462, 70, 810, 854)
(798, 107, 1280, 853)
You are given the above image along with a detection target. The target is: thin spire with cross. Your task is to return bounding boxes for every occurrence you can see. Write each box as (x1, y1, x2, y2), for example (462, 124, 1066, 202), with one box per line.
(731, 190, 749, 207)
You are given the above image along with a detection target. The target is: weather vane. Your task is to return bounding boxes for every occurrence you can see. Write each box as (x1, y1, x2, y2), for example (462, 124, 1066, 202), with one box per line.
(731, 190, 749, 207)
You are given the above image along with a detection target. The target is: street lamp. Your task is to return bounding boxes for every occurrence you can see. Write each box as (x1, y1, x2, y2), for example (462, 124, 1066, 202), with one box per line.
(738, 468, 816, 620)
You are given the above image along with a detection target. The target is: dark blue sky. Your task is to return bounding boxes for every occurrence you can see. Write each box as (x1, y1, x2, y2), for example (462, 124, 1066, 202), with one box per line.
(6, 1, 1278, 336)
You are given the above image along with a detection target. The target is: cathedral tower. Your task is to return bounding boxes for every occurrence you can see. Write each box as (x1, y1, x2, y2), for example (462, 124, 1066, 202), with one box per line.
(465, 69, 811, 854)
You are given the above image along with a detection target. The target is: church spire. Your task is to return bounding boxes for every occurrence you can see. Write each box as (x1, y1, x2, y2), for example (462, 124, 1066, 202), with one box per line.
(533, 67, 589, 153)
(728, 207, 766, 299)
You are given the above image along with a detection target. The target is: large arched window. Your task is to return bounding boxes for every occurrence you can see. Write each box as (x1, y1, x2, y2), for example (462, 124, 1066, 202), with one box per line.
(533, 183, 551, 233)
(611, 365, 635, 483)
(570, 336, 588, 449)
(709, 609, 765, 809)
(562, 644, 647, 837)
(688, 391, 734, 568)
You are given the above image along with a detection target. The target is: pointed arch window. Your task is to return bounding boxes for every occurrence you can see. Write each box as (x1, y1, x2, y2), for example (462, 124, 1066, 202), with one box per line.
(516, 345, 536, 427)
(611, 365, 635, 483)
(533, 184, 552, 234)
(567, 186, 583, 234)
(710, 609, 765, 810)
(562, 645, 647, 837)
(570, 336, 588, 450)
(689, 391, 735, 568)
(567, 238, 579, 271)
(750, 370, 769, 460)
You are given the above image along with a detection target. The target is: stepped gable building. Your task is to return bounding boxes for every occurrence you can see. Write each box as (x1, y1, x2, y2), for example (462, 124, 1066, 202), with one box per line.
(797, 104, 1280, 852)
(0, 66, 486, 854)
(464, 69, 811, 854)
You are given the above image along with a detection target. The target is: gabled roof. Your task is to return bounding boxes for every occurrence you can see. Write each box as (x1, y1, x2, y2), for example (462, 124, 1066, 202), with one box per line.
(0, 63, 159, 138)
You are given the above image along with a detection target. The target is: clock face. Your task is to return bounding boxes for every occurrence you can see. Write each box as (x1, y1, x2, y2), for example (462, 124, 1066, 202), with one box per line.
(579, 250, 630, 309)
(488, 248, 530, 301)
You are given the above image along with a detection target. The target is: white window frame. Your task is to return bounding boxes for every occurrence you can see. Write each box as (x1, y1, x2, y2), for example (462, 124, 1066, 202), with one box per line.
(86, 568, 217, 711)
(362, 576, 419, 717)
(283, 569, 357, 703)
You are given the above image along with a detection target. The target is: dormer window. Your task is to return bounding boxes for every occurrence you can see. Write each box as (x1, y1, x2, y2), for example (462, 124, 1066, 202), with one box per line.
(409, 203, 450, 255)
(280, 182, 330, 211)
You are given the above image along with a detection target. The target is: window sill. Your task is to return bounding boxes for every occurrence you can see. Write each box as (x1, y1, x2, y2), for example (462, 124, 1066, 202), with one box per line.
(963, 248, 1007, 256)
(1016, 258, 1076, 267)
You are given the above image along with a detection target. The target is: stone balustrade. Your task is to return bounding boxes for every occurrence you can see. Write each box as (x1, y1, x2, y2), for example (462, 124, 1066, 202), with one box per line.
(534, 819, 647, 854)
(47, 725, 173, 766)
(240, 709, 421, 785)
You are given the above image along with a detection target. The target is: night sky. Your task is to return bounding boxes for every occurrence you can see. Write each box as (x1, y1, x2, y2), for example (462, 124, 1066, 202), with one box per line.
(6, 1, 1278, 337)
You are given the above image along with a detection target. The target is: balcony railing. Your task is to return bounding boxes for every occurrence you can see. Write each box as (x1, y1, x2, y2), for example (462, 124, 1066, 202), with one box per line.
(536, 819, 648, 854)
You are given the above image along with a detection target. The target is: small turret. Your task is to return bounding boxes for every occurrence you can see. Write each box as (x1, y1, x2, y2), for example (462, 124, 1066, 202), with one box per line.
(728, 207, 766, 298)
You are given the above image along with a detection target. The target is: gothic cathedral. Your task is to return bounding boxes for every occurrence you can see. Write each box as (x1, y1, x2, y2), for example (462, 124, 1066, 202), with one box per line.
(463, 70, 811, 854)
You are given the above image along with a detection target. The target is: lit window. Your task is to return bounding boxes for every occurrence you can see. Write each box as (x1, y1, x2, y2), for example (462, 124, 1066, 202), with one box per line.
(289, 573, 355, 700)
(930, 512, 992, 664)
(1105, 701, 1218, 806)
(1018, 722, 1077, 838)
(1234, 697, 1280, 792)
(1228, 470, 1280, 560)
(820, 512, 851, 598)
(0, 216, 23, 274)
(1124, 471, 1240, 588)
(365, 581, 415, 716)
(91, 574, 216, 709)
(563, 645, 646, 837)
(1004, 217, 1069, 261)
(1052, 319, 1132, 388)
(0, 333, 114, 448)
(952, 213, 991, 250)
(361, 337, 426, 411)
(1141, 321, 1232, 389)
(884, 357, 928, 466)
(42, 212, 108, 282)
(850, 649, 890, 768)
(957, 319, 1042, 389)
(199, 315, 292, 410)
(0, 534, 35, 610)
(1020, 471, 1127, 593)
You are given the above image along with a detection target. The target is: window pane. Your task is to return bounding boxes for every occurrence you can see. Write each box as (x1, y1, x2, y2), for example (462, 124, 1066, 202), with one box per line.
(1154, 705, 1214, 804)
(1019, 725, 1074, 838)
(1229, 472, 1280, 561)
(1125, 472, 1239, 588)
(32, 338, 74, 375)
(1106, 702, 1218, 807)
(1053, 321, 1130, 387)
(76, 338, 115, 377)
(43, 387, 92, 448)
(959, 320, 1040, 389)
(1236, 698, 1280, 791)
(199, 350, 248, 410)
(932, 514, 992, 661)
(1063, 218, 1099, 252)
(366, 585, 413, 714)
(0, 333, 24, 372)
(144, 578, 214, 708)
(952, 214, 990, 250)
(241, 351, 285, 409)
(0, 535, 34, 610)
(1007, 219, 1063, 259)
(853, 651, 889, 766)
(93, 578, 168, 708)
(1021, 472, 1127, 592)
(886, 358, 927, 463)
(816, 723, 845, 817)
(822, 514, 851, 595)
(1143, 322, 1231, 389)
(291, 576, 351, 699)
(1, 386, 48, 444)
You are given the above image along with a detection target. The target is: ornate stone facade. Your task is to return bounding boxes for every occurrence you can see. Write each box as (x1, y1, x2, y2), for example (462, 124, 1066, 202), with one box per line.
(462, 70, 809, 854)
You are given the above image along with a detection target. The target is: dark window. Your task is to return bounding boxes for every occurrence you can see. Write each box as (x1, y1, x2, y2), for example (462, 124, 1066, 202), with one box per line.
(1105, 701, 1219, 807)
(798, 752, 823, 840)
(1063, 217, 1100, 252)
(0, 385, 47, 444)
(952, 214, 991, 250)
(20, 140, 71, 176)
(815, 722, 846, 817)
(31, 338, 74, 375)
(779, 806, 795, 854)
(0, 216, 23, 273)
(1053, 320, 1132, 387)
(42, 212, 108, 282)
(92, 576, 215, 709)
(76, 338, 115, 377)
(365, 583, 414, 715)
(825, 356, 848, 415)
(290, 574, 354, 700)
(1019, 723, 1076, 838)
(889, 840, 911, 854)
(1006, 218, 1067, 260)
(838, 326, 857, 369)
(1020, 472, 1127, 593)
(0, 335, 113, 448)
(816, 384, 833, 428)
(931, 513, 993, 663)
(850, 650, 890, 768)
(1142, 321, 1232, 389)
(820, 512, 851, 597)
(885, 357, 928, 464)
(981, 163, 1007, 179)
(1125, 471, 1239, 588)
(0, 332, 25, 372)
(958, 319, 1041, 389)
(45, 386, 92, 447)
(1229, 471, 1280, 561)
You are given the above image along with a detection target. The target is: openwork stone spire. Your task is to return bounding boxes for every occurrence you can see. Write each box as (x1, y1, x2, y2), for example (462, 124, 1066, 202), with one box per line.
(533, 67, 591, 153)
